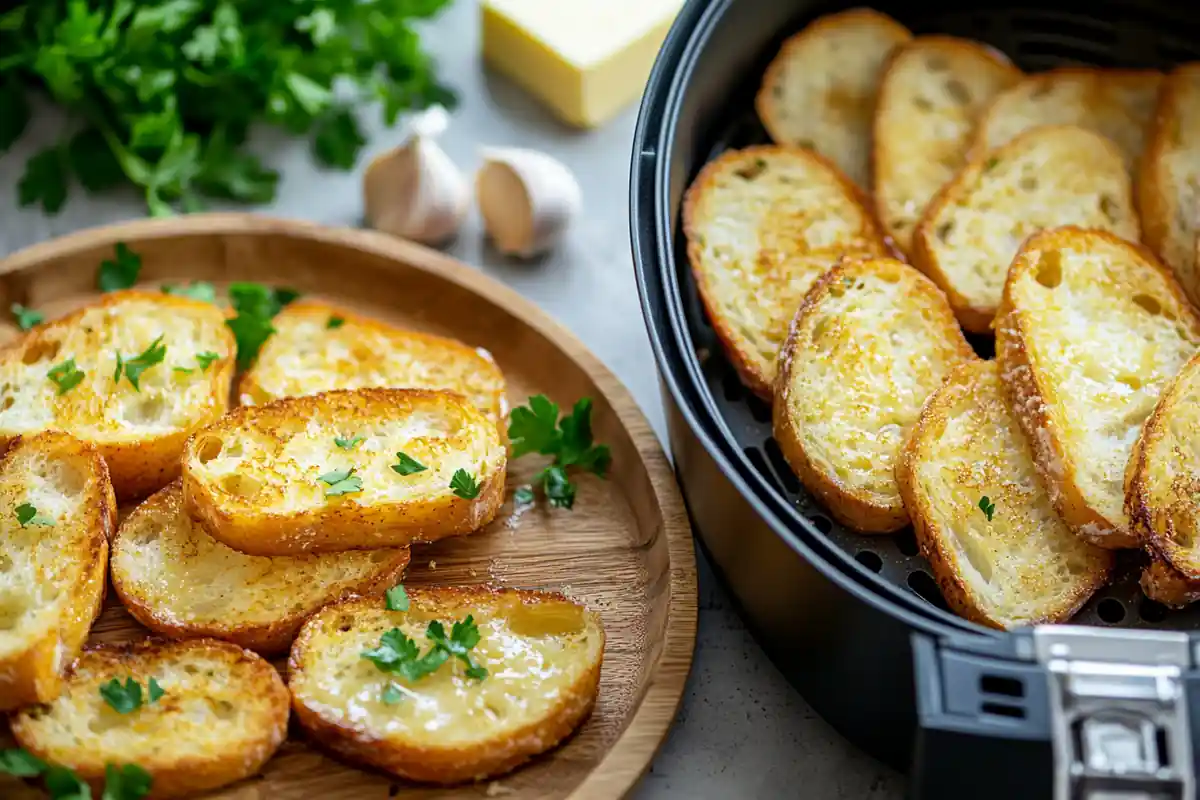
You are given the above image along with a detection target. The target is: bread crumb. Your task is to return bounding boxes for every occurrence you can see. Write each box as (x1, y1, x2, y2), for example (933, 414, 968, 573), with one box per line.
(469, 568, 478, 577)
(486, 782, 512, 796)
(428, 560, 437, 570)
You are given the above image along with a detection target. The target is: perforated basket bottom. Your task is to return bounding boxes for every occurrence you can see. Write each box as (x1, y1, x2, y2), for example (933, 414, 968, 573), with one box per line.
(674, 4, 1200, 630)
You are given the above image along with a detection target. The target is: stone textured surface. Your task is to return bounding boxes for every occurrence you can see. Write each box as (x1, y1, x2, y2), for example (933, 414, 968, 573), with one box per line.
(0, 2, 905, 797)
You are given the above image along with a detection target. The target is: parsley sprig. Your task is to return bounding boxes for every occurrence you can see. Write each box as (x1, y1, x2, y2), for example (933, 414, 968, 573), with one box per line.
(10, 303, 43, 330)
(392, 452, 426, 476)
(99, 676, 164, 714)
(386, 584, 410, 612)
(335, 435, 363, 450)
(319, 467, 362, 496)
(362, 615, 488, 682)
(16, 503, 53, 527)
(114, 336, 167, 391)
(978, 496, 996, 522)
(507, 396, 612, 509)
(161, 281, 217, 304)
(226, 283, 299, 368)
(47, 358, 85, 395)
(1, 748, 151, 800)
(450, 469, 480, 499)
(98, 243, 141, 292)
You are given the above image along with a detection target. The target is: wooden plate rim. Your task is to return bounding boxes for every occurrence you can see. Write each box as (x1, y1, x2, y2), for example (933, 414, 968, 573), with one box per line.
(0, 212, 698, 800)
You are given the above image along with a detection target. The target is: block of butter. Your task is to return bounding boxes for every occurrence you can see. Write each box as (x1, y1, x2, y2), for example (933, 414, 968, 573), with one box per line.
(481, 0, 684, 129)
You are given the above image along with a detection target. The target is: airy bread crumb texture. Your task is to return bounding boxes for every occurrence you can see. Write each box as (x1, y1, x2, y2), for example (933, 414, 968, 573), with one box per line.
(684, 146, 890, 398)
(773, 257, 973, 533)
(288, 588, 604, 784)
(898, 360, 1111, 628)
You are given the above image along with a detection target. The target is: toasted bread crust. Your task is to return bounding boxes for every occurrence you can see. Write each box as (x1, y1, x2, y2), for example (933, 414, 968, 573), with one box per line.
(11, 638, 289, 798)
(0, 291, 235, 500)
(872, 36, 1021, 255)
(756, 8, 912, 188)
(897, 360, 1112, 628)
(995, 227, 1200, 549)
(182, 388, 506, 555)
(683, 145, 891, 398)
(1141, 559, 1200, 608)
(1139, 63, 1200, 304)
(112, 481, 412, 655)
(288, 587, 604, 784)
(238, 299, 508, 429)
(912, 126, 1139, 333)
(0, 432, 115, 710)
(773, 257, 973, 533)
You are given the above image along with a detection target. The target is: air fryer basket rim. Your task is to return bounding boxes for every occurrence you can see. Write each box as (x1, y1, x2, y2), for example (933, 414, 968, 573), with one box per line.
(629, 0, 985, 639)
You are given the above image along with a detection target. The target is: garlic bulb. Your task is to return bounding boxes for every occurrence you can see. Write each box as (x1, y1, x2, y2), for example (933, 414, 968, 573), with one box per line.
(476, 147, 582, 258)
(363, 106, 468, 246)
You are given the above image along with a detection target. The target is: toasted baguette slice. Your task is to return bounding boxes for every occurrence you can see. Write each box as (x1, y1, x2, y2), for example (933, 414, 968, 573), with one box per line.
(996, 227, 1200, 549)
(873, 36, 1021, 255)
(182, 388, 506, 555)
(683, 146, 891, 398)
(913, 125, 1140, 332)
(972, 67, 1163, 172)
(238, 300, 508, 428)
(11, 639, 289, 798)
(1126, 351, 1200, 580)
(1140, 63, 1200, 304)
(288, 587, 604, 784)
(111, 481, 412, 655)
(0, 291, 235, 500)
(1141, 559, 1200, 608)
(756, 9, 911, 188)
(0, 432, 115, 710)
(898, 360, 1112, 628)
(773, 257, 973, 533)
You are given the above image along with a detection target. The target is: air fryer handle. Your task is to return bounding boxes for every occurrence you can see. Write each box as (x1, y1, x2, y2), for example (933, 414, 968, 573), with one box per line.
(908, 629, 1200, 800)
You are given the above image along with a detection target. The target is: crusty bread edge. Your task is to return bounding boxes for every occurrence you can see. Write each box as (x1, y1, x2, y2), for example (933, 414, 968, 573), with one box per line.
(897, 359, 1112, 628)
(182, 388, 506, 556)
(111, 481, 413, 656)
(995, 226, 1192, 549)
(772, 257, 972, 533)
(0, 433, 115, 711)
(755, 8, 912, 153)
(871, 35, 1021, 257)
(682, 144, 892, 401)
(11, 638, 290, 798)
(287, 589, 604, 784)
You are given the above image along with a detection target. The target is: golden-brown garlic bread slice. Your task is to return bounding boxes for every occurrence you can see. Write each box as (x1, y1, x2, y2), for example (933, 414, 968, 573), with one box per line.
(996, 227, 1200, 549)
(873, 36, 1021, 255)
(0, 432, 115, 710)
(0, 291, 235, 500)
(10, 638, 289, 799)
(288, 587, 604, 784)
(756, 8, 912, 187)
(182, 388, 506, 555)
(912, 125, 1139, 332)
(111, 481, 411, 655)
(238, 300, 508, 428)
(773, 257, 973, 533)
(683, 145, 891, 398)
(898, 360, 1112, 628)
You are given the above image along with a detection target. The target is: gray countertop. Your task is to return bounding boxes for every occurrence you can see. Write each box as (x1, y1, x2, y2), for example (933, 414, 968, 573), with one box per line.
(0, 3, 905, 798)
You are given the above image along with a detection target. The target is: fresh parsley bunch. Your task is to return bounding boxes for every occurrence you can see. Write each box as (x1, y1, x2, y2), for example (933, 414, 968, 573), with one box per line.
(508, 395, 611, 509)
(0, 0, 455, 216)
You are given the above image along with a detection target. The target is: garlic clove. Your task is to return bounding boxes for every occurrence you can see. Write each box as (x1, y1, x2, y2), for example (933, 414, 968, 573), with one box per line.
(363, 106, 469, 246)
(476, 147, 582, 258)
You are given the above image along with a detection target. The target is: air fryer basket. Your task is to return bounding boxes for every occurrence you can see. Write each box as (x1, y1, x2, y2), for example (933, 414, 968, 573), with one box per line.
(632, 1, 1200, 798)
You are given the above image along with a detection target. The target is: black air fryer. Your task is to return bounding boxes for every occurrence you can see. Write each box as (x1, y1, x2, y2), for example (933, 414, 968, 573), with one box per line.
(629, 2, 1200, 798)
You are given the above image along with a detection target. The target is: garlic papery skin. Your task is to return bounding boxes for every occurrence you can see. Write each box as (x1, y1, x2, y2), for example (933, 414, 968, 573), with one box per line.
(476, 147, 582, 258)
(363, 106, 468, 246)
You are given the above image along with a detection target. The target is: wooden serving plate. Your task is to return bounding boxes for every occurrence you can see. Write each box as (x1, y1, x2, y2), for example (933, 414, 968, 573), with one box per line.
(0, 214, 697, 799)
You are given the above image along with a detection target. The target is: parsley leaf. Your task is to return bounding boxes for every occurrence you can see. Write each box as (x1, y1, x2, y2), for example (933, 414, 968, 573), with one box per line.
(103, 763, 152, 800)
(361, 616, 486, 683)
(326, 315, 345, 329)
(16, 503, 53, 527)
(11, 303, 43, 330)
(47, 358, 85, 395)
(381, 684, 405, 705)
(362, 629, 420, 670)
(98, 243, 142, 293)
(18, 146, 68, 214)
(428, 616, 488, 680)
(45, 765, 91, 799)
(313, 108, 366, 169)
(386, 584, 410, 612)
(195, 351, 220, 371)
(147, 678, 164, 704)
(0, 78, 30, 154)
(161, 281, 216, 304)
(99, 677, 143, 714)
(979, 496, 996, 522)
(115, 336, 166, 391)
(506, 395, 611, 510)
(335, 435, 363, 450)
(513, 486, 535, 506)
(0, 748, 46, 777)
(225, 283, 299, 368)
(319, 467, 362, 496)
(392, 452, 426, 476)
(450, 469, 480, 499)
